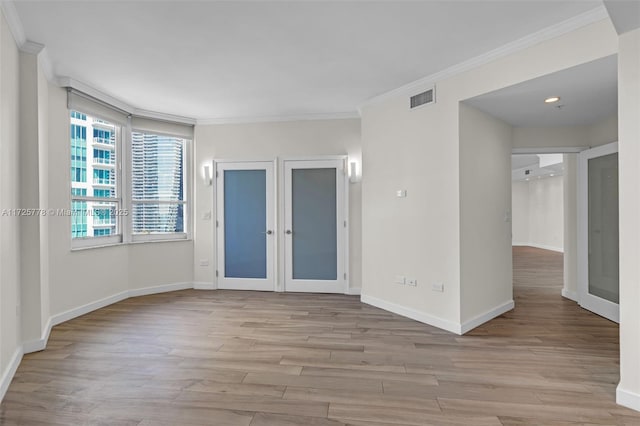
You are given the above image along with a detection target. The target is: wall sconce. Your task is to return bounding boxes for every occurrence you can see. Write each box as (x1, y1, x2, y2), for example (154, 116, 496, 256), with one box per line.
(349, 161, 360, 183)
(203, 164, 213, 186)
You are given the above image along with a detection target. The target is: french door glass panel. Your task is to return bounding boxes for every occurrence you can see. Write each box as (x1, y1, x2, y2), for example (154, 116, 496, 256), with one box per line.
(588, 153, 619, 304)
(284, 159, 346, 293)
(292, 168, 338, 280)
(578, 143, 619, 323)
(216, 162, 274, 291)
(224, 170, 267, 279)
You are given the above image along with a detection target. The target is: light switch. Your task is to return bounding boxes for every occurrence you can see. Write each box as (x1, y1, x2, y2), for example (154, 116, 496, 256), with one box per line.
(396, 190, 407, 198)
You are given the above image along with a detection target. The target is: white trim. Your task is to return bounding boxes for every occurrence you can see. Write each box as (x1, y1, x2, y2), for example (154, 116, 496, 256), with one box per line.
(58, 77, 134, 115)
(512, 243, 564, 253)
(133, 109, 196, 126)
(215, 160, 277, 292)
(345, 287, 361, 296)
(0, 348, 23, 403)
(50, 290, 129, 327)
(22, 317, 52, 353)
(197, 111, 359, 126)
(512, 147, 589, 154)
(529, 243, 564, 253)
(578, 142, 619, 323)
(359, 6, 609, 110)
(617, 386, 640, 412)
(128, 282, 193, 298)
(22, 282, 195, 356)
(562, 288, 578, 302)
(193, 281, 215, 290)
(361, 294, 462, 335)
(460, 300, 515, 334)
(282, 158, 348, 294)
(20, 40, 43, 55)
(0, 1, 25, 46)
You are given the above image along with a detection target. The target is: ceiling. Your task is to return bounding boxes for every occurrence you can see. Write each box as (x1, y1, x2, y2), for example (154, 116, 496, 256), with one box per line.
(465, 55, 618, 127)
(12, 1, 603, 121)
(512, 154, 564, 182)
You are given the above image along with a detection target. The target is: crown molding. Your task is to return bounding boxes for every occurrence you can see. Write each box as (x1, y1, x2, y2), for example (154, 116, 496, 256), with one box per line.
(134, 109, 197, 126)
(359, 5, 610, 110)
(197, 111, 360, 126)
(0, 0, 25, 45)
(20, 40, 43, 54)
(2, 1, 55, 83)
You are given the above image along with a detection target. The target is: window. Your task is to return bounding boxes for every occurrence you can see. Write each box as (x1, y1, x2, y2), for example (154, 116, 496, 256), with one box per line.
(68, 88, 193, 247)
(70, 110, 121, 245)
(131, 131, 187, 239)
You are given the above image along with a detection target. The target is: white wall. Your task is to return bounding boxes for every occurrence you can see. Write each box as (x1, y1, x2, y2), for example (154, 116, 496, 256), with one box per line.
(459, 103, 513, 325)
(47, 85, 195, 316)
(529, 176, 564, 251)
(360, 19, 618, 333)
(193, 119, 362, 291)
(511, 181, 530, 244)
(0, 8, 22, 398)
(513, 114, 618, 149)
(617, 27, 640, 411)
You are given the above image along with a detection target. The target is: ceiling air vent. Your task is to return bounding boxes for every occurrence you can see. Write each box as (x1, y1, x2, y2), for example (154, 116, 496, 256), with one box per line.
(410, 88, 435, 109)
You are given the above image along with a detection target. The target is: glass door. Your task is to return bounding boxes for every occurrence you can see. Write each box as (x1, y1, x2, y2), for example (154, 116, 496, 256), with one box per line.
(578, 142, 619, 322)
(216, 161, 275, 291)
(283, 159, 347, 293)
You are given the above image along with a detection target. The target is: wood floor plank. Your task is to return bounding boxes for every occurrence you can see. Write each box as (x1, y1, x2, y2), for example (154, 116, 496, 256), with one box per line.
(1, 247, 639, 425)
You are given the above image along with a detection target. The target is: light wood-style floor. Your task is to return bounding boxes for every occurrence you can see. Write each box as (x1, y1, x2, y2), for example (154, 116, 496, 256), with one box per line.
(1, 247, 638, 425)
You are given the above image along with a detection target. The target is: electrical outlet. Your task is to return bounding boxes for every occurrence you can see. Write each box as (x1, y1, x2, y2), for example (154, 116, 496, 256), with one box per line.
(395, 275, 406, 285)
(407, 278, 417, 287)
(432, 282, 444, 292)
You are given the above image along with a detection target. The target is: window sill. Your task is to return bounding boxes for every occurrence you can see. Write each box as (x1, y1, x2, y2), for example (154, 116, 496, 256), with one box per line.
(71, 237, 192, 252)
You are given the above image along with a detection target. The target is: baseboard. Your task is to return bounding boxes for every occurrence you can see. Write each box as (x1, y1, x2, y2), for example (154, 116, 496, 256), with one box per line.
(128, 282, 193, 298)
(22, 317, 52, 353)
(193, 281, 216, 290)
(50, 289, 130, 328)
(561, 288, 578, 302)
(0, 348, 23, 403)
(361, 293, 462, 334)
(24, 282, 201, 356)
(460, 300, 515, 334)
(513, 243, 563, 253)
(617, 385, 640, 412)
(345, 287, 361, 295)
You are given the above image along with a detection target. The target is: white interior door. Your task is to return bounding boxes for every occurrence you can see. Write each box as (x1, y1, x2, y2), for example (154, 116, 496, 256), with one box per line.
(578, 142, 619, 322)
(283, 159, 347, 293)
(216, 161, 275, 291)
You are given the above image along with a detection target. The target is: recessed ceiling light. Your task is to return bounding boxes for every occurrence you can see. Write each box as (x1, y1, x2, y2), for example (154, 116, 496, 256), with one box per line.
(545, 96, 561, 104)
(550, 173, 554, 177)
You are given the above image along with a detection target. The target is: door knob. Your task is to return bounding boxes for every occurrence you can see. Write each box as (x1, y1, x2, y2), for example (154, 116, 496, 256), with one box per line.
(285, 229, 292, 235)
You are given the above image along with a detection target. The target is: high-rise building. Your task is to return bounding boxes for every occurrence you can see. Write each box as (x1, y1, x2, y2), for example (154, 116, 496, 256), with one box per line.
(131, 132, 184, 234)
(70, 111, 117, 238)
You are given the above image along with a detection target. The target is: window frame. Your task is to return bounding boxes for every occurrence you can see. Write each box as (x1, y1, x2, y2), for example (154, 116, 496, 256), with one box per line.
(70, 111, 123, 249)
(128, 128, 191, 243)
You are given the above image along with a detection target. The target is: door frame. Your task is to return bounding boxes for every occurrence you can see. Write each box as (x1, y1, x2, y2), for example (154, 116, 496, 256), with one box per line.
(577, 141, 619, 323)
(214, 159, 278, 291)
(278, 156, 350, 294)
